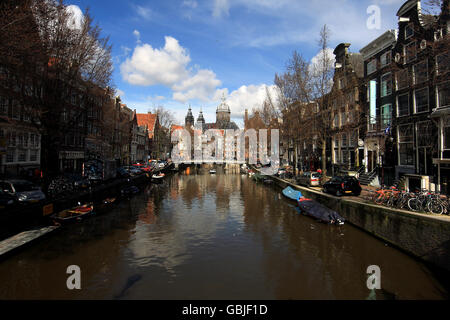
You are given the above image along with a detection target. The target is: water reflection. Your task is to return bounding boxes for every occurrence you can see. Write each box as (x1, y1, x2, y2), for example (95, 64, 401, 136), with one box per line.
(0, 171, 447, 299)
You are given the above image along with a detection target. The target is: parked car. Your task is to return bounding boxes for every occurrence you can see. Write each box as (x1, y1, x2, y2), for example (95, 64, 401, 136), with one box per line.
(296, 171, 321, 187)
(322, 175, 362, 196)
(0, 180, 46, 204)
(0, 190, 17, 210)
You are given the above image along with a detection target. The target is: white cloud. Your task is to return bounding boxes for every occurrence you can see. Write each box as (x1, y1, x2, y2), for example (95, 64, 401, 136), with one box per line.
(133, 30, 141, 43)
(135, 5, 153, 20)
(205, 0, 401, 50)
(224, 84, 279, 118)
(66, 5, 84, 30)
(116, 89, 125, 97)
(309, 48, 335, 75)
(120, 36, 190, 87)
(182, 0, 198, 9)
(173, 69, 221, 102)
(213, 0, 230, 18)
(121, 36, 223, 103)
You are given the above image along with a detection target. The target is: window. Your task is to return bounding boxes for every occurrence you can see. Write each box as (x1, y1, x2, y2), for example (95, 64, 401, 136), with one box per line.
(30, 150, 37, 162)
(434, 29, 443, 41)
(417, 121, 433, 147)
(8, 131, 16, 147)
(11, 100, 20, 120)
(396, 69, 409, 90)
(334, 113, 339, 128)
(367, 59, 377, 75)
(444, 116, 450, 150)
(18, 151, 26, 162)
(398, 124, 414, 166)
(405, 24, 414, 39)
(381, 73, 392, 97)
(381, 104, 392, 128)
(0, 96, 7, 115)
(341, 133, 347, 148)
(414, 87, 429, 113)
(17, 134, 23, 147)
(6, 149, 14, 163)
(397, 93, 409, 117)
(404, 42, 417, 63)
(436, 52, 449, 75)
(437, 81, 450, 108)
(23, 133, 28, 147)
(413, 60, 428, 84)
(380, 51, 391, 66)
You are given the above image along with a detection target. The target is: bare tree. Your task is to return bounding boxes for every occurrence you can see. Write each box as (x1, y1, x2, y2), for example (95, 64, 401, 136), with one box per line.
(0, 0, 114, 175)
(150, 105, 175, 129)
(310, 25, 335, 175)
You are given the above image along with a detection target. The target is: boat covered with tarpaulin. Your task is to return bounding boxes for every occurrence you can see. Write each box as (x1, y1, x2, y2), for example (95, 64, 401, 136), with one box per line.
(282, 186, 344, 225)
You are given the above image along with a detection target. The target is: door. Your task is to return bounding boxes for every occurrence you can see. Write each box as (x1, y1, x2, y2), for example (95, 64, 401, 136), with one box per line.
(367, 151, 374, 172)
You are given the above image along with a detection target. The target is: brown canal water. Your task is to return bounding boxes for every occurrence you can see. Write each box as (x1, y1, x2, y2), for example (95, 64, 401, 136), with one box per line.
(0, 172, 448, 299)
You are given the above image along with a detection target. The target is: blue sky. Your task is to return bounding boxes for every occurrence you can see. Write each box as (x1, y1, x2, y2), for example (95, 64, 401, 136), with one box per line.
(66, 0, 408, 127)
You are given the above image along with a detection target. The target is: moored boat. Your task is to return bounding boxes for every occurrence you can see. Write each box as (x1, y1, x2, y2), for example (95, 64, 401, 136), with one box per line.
(209, 169, 216, 174)
(96, 197, 116, 214)
(152, 172, 165, 181)
(51, 202, 94, 224)
(281, 186, 344, 225)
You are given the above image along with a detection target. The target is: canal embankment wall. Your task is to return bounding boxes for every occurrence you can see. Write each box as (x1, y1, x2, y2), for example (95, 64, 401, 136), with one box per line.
(265, 173, 450, 272)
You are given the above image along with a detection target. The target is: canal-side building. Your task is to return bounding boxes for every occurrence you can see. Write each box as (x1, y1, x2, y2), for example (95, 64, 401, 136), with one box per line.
(329, 43, 364, 174)
(430, 0, 450, 194)
(360, 30, 398, 186)
(390, 0, 442, 192)
(137, 112, 165, 159)
(0, 74, 41, 177)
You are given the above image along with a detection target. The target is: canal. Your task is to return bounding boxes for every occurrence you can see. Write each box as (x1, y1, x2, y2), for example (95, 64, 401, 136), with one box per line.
(0, 171, 448, 299)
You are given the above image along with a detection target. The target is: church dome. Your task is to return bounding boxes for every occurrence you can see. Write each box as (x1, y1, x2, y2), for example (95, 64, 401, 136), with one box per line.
(216, 93, 230, 113)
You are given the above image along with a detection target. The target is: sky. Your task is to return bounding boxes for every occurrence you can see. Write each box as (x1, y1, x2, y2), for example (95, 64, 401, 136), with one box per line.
(65, 0, 410, 127)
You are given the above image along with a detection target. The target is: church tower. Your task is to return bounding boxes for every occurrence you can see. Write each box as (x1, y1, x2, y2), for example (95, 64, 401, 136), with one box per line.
(196, 108, 205, 131)
(216, 93, 231, 124)
(185, 106, 194, 127)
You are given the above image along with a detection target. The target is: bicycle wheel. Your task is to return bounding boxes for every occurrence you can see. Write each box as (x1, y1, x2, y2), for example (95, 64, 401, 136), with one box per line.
(374, 194, 384, 205)
(408, 198, 419, 211)
(428, 201, 444, 215)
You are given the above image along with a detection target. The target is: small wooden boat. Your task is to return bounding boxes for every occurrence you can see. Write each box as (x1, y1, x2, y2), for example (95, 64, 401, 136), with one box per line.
(96, 197, 116, 214)
(282, 186, 345, 225)
(51, 202, 94, 224)
(152, 172, 165, 180)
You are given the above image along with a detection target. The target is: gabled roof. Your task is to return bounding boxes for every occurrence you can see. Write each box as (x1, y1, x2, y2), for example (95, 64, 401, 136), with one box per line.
(170, 124, 184, 133)
(136, 113, 157, 139)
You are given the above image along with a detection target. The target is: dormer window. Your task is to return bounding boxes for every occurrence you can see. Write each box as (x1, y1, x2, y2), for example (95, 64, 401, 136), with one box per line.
(405, 23, 414, 39)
